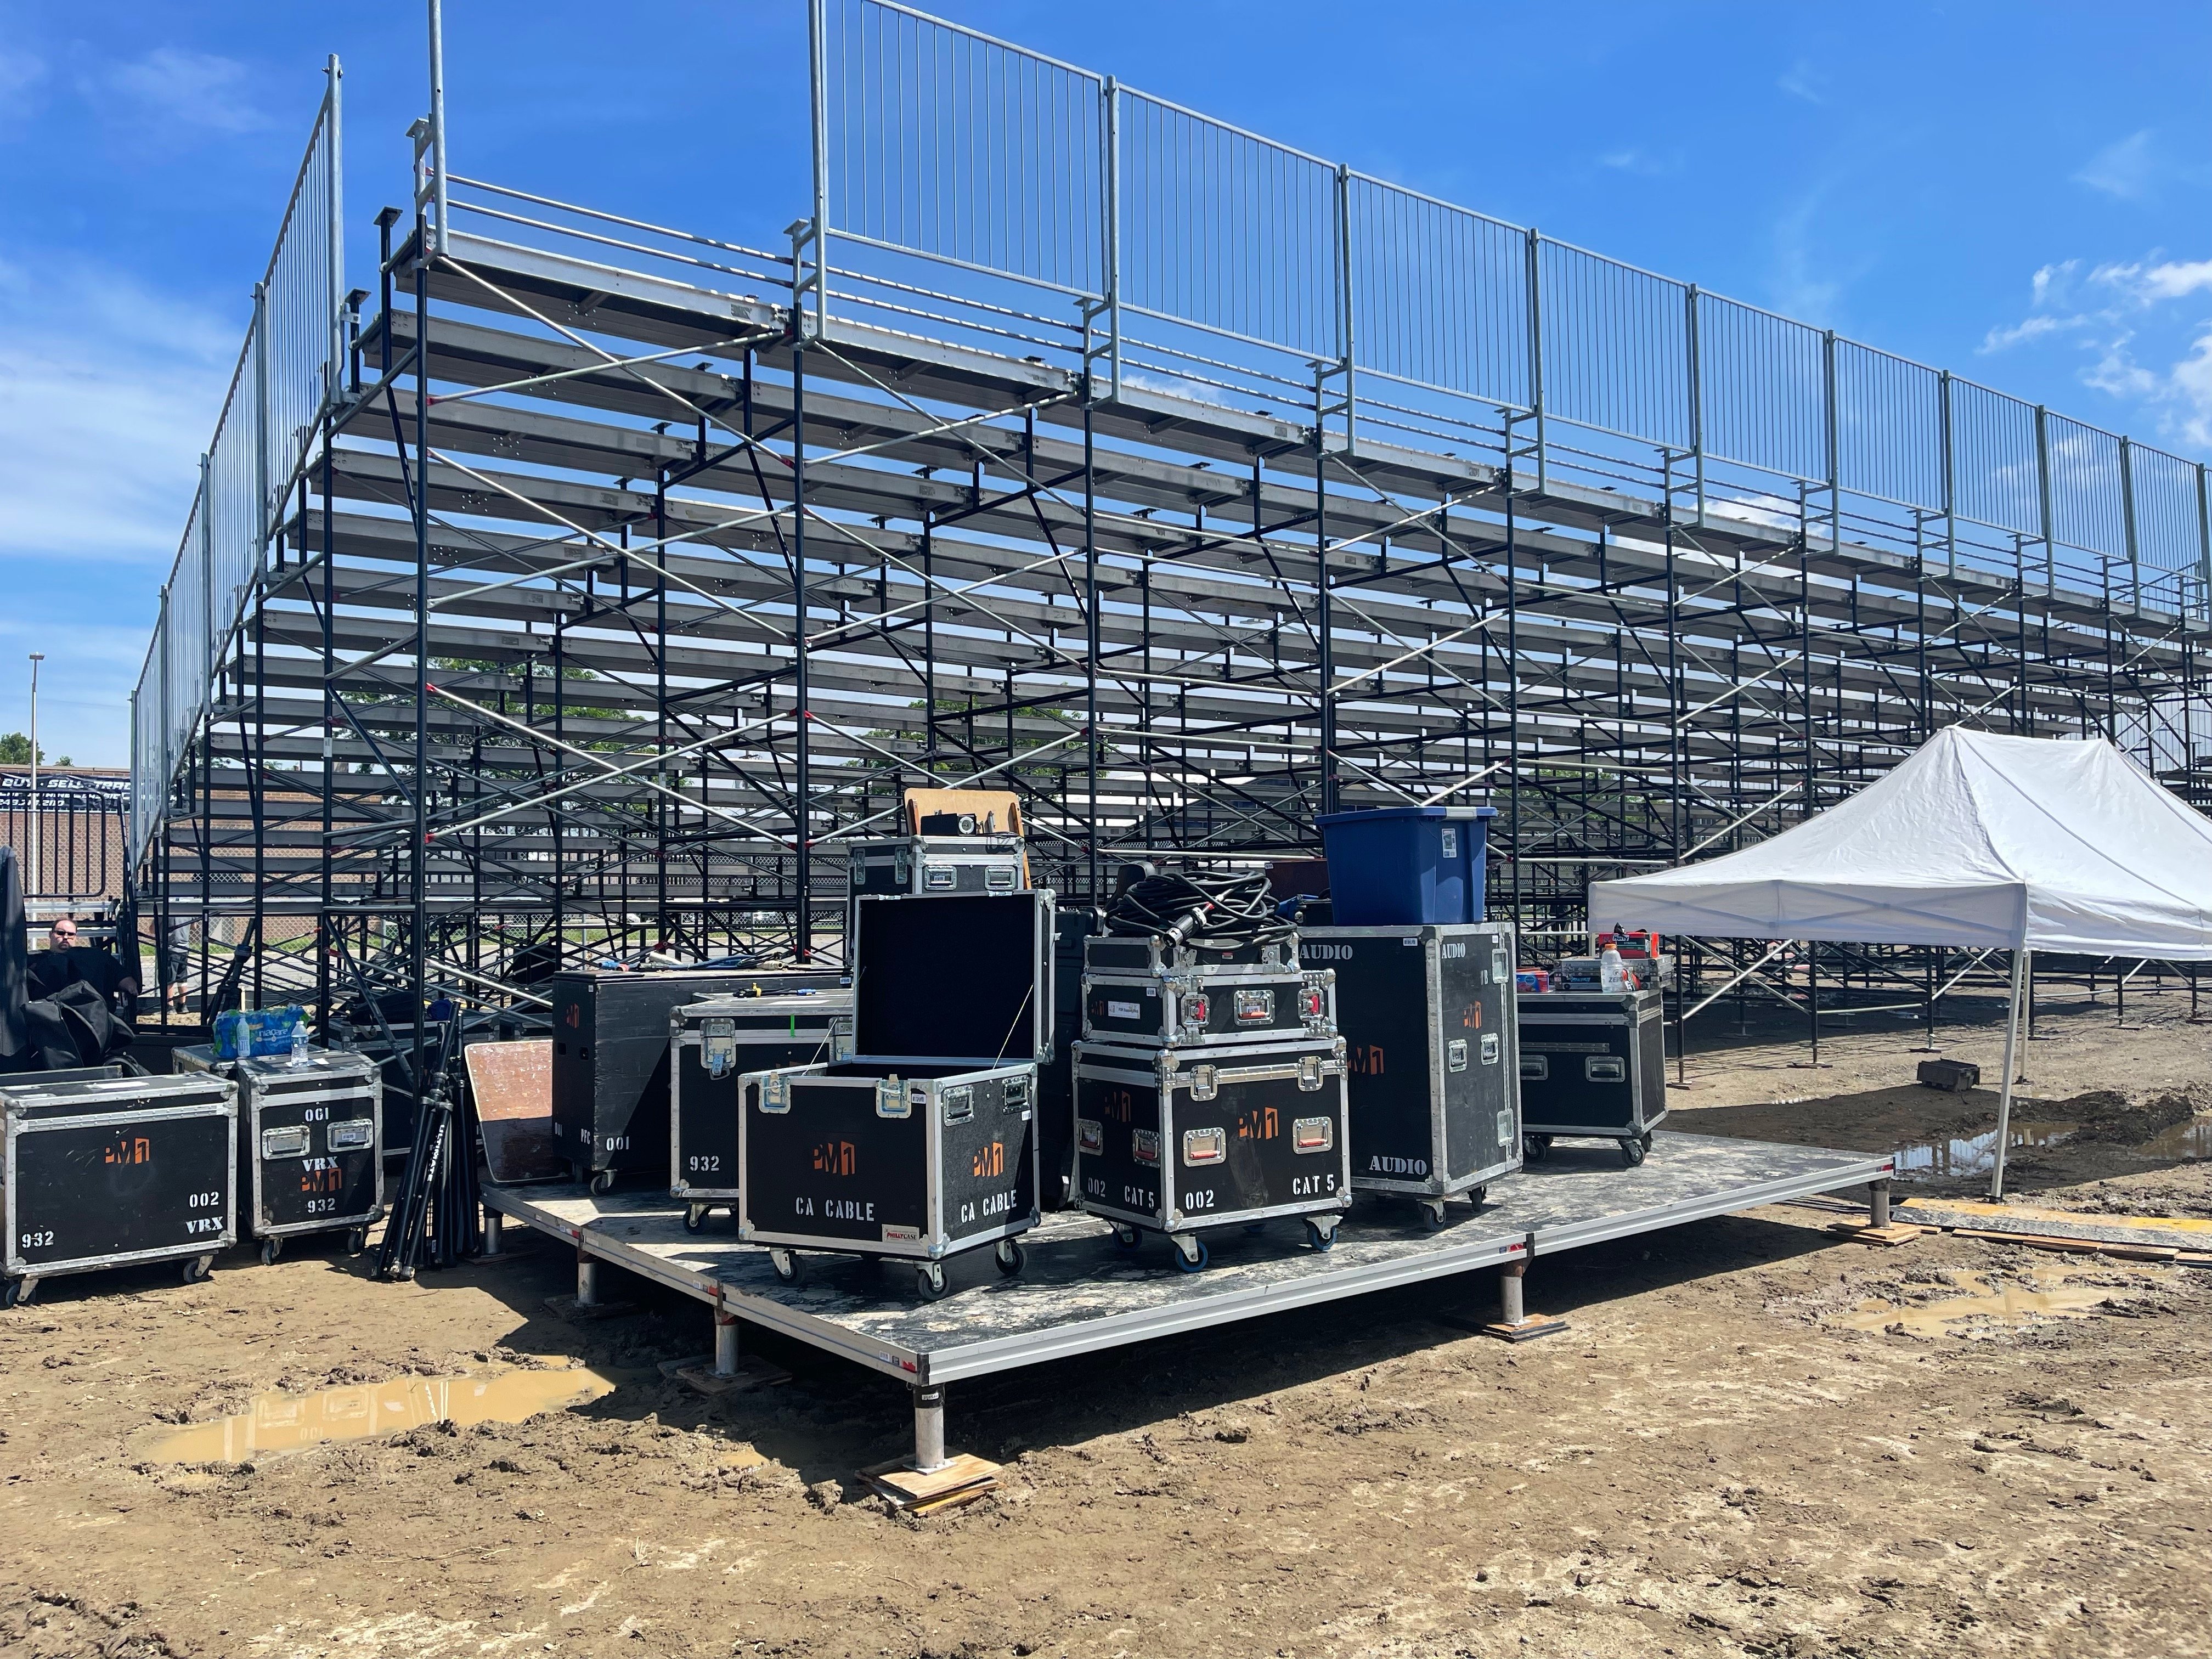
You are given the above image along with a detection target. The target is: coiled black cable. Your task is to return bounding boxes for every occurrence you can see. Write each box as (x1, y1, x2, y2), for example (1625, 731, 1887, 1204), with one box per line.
(1105, 865, 1297, 951)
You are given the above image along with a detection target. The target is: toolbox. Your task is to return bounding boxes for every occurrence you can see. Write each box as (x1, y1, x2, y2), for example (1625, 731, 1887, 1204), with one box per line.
(1080, 961, 1335, 1047)
(2, 1067, 238, 1306)
(1515, 989, 1668, 1166)
(1300, 922, 1521, 1226)
(668, 989, 853, 1228)
(845, 834, 1028, 900)
(1071, 1034, 1352, 1271)
(737, 891, 1053, 1299)
(1917, 1057, 1981, 1092)
(234, 1049, 383, 1262)
(550, 967, 843, 1190)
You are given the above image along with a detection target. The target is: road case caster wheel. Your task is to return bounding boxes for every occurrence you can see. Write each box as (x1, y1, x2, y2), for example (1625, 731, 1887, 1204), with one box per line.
(917, 1261, 951, 1301)
(1304, 1218, 1338, 1253)
(768, 1247, 799, 1285)
(1171, 1237, 1209, 1274)
(1418, 1199, 1450, 1231)
(258, 1237, 282, 1266)
(682, 1205, 708, 1234)
(1468, 1185, 1488, 1210)
(346, 1228, 368, 1255)
(1523, 1134, 1553, 1163)
(183, 1255, 215, 1285)
(1111, 1224, 1143, 1251)
(1620, 1137, 1647, 1168)
(1639, 1131, 1655, 1152)
(1, 1279, 26, 1309)
(993, 1238, 1025, 1278)
(589, 1170, 616, 1196)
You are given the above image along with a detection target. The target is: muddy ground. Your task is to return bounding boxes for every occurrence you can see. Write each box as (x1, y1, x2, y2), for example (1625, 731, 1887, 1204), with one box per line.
(4, 983, 2211, 1658)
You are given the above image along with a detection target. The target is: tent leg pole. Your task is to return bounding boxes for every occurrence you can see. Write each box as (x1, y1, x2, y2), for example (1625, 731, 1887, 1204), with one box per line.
(1988, 948, 2028, 1200)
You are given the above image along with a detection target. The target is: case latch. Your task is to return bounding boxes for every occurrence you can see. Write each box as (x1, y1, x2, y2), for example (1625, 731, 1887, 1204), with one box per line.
(1297, 1053, 1324, 1091)
(875, 1074, 910, 1118)
(1190, 1063, 1219, 1101)
(760, 1071, 791, 1114)
(702, 1015, 737, 1080)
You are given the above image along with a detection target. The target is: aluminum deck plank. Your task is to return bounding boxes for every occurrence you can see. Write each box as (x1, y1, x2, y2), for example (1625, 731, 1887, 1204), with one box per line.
(484, 1131, 1893, 1386)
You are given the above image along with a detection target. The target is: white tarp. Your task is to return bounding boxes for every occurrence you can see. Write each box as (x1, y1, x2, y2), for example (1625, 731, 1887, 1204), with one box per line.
(1588, 726, 2212, 958)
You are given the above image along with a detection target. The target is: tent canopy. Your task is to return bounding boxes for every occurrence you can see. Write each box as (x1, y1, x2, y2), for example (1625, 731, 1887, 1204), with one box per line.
(1588, 727, 2212, 958)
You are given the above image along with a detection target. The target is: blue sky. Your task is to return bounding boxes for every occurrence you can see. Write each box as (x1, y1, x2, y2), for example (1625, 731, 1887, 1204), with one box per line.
(2, 2, 2208, 766)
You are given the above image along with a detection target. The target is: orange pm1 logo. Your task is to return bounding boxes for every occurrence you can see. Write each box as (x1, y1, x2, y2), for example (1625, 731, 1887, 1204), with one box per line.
(1460, 1002, 1482, 1029)
(1234, 1105, 1279, 1142)
(811, 1140, 856, 1177)
(971, 1141, 1005, 1179)
(1349, 1044, 1385, 1075)
(562, 1003, 581, 1029)
(105, 1136, 152, 1166)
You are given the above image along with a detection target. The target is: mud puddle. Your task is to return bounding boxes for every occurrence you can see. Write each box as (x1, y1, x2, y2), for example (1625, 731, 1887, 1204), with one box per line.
(1837, 1270, 2145, 1339)
(1893, 1119, 2079, 1180)
(139, 1364, 617, 1462)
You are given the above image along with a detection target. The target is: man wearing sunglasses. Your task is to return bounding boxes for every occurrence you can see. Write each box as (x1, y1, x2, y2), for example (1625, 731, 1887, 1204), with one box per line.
(27, 915, 140, 1021)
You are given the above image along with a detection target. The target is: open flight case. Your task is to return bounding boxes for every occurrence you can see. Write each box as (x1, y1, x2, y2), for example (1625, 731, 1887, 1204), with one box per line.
(737, 891, 1052, 1300)
(1300, 922, 1522, 1226)
(668, 990, 853, 1229)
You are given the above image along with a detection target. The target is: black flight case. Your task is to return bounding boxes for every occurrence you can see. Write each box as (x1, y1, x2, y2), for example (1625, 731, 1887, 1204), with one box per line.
(1515, 988, 1668, 1166)
(233, 1050, 384, 1263)
(1080, 949, 1336, 1048)
(1300, 922, 1522, 1227)
(551, 967, 842, 1192)
(737, 891, 1053, 1300)
(2, 1067, 238, 1307)
(668, 989, 853, 1231)
(1071, 1035, 1353, 1271)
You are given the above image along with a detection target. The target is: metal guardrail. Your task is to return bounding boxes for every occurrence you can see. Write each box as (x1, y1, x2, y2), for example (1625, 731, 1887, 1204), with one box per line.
(128, 60, 346, 869)
(817, 0, 2212, 614)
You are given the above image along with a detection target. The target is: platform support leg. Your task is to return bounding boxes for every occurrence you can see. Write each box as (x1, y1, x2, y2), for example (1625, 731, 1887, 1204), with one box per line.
(1869, 1180, 1892, 1229)
(1499, 1259, 1527, 1327)
(912, 1385, 949, 1474)
(575, 1252, 600, 1309)
(713, 1310, 741, 1379)
(482, 1210, 504, 1257)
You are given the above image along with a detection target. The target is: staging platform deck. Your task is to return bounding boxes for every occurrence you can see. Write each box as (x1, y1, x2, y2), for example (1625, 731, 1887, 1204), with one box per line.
(486, 1132, 1893, 1401)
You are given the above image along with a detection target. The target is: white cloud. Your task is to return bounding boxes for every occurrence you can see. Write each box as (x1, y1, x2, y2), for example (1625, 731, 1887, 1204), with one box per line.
(0, 257, 241, 764)
(2091, 257, 2212, 304)
(95, 47, 268, 136)
(1596, 148, 1679, 177)
(2171, 329, 2212, 449)
(2030, 259, 2079, 307)
(2074, 130, 2157, 201)
(0, 45, 44, 100)
(1778, 59, 1824, 105)
(1978, 313, 2081, 353)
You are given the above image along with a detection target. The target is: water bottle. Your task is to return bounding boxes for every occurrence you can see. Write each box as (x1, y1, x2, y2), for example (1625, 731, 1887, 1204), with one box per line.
(290, 1017, 311, 1066)
(1599, 944, 1626, 993)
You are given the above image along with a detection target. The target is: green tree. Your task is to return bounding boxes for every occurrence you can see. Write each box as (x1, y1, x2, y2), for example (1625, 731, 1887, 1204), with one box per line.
(0, 732, 44, 765)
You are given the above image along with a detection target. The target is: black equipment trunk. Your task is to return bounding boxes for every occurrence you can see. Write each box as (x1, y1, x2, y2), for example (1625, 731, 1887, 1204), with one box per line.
(3, 1069, 237, 1294)
(1082, 934, 1297, 976)
(737, 892, 1052, 1277)
(1516, 990, 1669, 1148)
(550, 968, 841, 1183)
(234, 1051, 383, 1245)
(1080, 966, 1335, 1048)
(1301, 923, 1522, 1206)
(1072, 1036, 1351, 1238)
(738, 1061, 1037, 1259)
(669, 991, 852, 1212)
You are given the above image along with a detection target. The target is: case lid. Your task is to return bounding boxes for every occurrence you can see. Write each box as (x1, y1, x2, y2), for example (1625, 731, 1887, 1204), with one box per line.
(851, 891, 1053, 1064)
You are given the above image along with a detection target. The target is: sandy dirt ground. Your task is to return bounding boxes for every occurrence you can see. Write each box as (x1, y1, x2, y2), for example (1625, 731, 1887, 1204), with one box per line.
(4, 982, 2210, 1658)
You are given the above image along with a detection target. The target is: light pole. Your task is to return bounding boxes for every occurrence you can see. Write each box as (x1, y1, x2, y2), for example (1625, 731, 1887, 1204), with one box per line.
(26, 652, 43, 901)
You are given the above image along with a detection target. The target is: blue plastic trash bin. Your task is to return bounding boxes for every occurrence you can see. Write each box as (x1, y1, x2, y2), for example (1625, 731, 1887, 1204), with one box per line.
(1316, 805, 1495, 926)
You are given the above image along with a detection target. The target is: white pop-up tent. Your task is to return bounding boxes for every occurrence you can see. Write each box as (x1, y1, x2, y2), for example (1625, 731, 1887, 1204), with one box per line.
(1590, 726, 2212, 1195)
